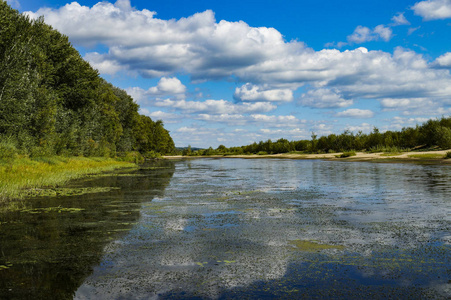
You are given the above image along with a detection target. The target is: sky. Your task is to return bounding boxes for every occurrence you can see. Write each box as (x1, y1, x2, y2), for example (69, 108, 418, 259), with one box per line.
(8, 0, 451, 148)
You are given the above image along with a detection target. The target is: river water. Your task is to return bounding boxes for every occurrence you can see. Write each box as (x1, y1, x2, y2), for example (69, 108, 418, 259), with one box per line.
(0, 158, 450, 299)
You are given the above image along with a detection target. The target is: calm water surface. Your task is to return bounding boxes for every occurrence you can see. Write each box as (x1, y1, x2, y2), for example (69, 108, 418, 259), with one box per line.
(0, 158, 450, 299)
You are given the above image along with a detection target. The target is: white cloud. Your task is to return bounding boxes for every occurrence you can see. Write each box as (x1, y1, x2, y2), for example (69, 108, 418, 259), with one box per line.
(250, 114, 301, 127)
(140, 110, 181, 123)
(196, 114, 247, 125)
(380, 97, 433, 109)
(234, 83, 293, 102)
(408, 26, 421, 35)
(412, 0, 451, 20)
(300, 88, 353, 108)
(155, 99, 276, 114)
(347, 25, 393, 44)
(126, 77, 186, 104)
(433, 52, 451, 68)
(6, 0, 20, 9)
(345, 123, 374, 133)
(148, 77, 186, 95)
(336, 109, 375, 118)
(373, 25, 393, 41)
(26, 2, 451, 113)
(391, 13, 411, 25)
(259, 128, 307, 139)
(85, 52, 124, 75)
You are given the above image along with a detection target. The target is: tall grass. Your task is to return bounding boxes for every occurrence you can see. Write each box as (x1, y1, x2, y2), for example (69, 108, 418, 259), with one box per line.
(367, 145, 409, 153)
(0, 156, 136, 202)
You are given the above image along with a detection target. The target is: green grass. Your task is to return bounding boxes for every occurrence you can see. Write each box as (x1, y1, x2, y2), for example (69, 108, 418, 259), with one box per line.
(407, 153, 445, 159)
(367, 146, 409, 153)
(0, 156, 136, 202)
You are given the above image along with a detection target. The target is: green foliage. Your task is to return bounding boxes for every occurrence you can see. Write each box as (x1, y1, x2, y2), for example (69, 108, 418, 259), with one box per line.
(0, 2, 174, 158)
(118, 152, 144, 164)
(0, 136, 18, 159)
(211, 116, 450, 157)
(445, 151, 451, 159)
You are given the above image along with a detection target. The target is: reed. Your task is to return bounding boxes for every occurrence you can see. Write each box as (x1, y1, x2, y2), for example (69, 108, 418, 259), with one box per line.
(0, 156, 136, 202)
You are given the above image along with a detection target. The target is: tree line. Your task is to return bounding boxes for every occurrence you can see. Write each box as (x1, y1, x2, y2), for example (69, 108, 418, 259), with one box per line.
(0, 1, 175, 158)
(187, 116, 451, 156)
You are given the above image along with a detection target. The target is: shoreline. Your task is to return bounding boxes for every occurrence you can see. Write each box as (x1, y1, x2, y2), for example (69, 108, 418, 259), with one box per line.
(0, 157, 137, 203)
(164, 150, 451, 164)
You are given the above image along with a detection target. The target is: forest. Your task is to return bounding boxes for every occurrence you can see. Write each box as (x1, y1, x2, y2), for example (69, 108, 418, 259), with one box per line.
(187, 116, 451, 156)
(0, 1, 175, 159)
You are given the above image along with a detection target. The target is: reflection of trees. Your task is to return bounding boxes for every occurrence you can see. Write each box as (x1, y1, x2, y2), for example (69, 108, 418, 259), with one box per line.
(0, 160, 175, 299)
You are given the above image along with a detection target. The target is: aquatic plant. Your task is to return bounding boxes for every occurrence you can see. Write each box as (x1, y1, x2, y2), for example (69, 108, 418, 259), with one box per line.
(0, 157, 136, 202)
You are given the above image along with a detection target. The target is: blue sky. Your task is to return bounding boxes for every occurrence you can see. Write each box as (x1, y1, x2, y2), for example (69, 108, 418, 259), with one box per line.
(9, 0, 451, 148)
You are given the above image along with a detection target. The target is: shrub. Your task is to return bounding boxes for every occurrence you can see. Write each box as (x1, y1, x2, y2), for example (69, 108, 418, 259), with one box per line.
(0, 138, 18, 160)
(445, 151, 451, 159)
(118, 151, 144, 164)
(257, 151, 268, 155)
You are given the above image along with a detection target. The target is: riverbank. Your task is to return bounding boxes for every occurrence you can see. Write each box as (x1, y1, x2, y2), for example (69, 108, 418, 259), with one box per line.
(0, 156, 137, 202)
(164, 150, 451, 164)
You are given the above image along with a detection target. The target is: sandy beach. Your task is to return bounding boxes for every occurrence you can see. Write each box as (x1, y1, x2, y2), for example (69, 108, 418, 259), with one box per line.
(164, 150, 451, 163)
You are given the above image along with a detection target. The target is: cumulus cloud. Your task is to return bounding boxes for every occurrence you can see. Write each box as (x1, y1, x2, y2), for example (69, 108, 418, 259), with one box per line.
(432, 52, 451, 68)
(148, 77, 186, 95)
(347, 25, 393, 44)
(26, 1, 451, 112)
(234, 83, 293, 102)
(155, 99, 276, 114)
(412, 0, 451, 20)
(300, 88, 353, 108)
(126, 77, 186, 104)
(336, 109, 375, 118)
(391, 12, 411, 25)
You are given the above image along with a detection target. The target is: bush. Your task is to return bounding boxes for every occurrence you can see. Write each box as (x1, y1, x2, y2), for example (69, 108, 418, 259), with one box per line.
(0, 138, 18, 160)
(144, 151, 161, 159)
(445, 151, 451, 159)
(257, 151, 268, 155)
(118, 151, 144, 164)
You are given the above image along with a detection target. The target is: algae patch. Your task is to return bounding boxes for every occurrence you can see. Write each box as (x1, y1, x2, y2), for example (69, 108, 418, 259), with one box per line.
(25, 187, 120, 198)
(19, 206, 85, 214)
(288, 240, 345, 252)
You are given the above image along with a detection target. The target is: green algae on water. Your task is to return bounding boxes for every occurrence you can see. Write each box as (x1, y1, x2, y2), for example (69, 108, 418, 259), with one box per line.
(288, 240, 345, 252)
(25, 187, 120, 198)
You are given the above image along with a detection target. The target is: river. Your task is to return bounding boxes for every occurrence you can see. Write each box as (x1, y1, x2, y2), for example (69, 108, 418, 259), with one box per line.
(0, 158, 450, 299)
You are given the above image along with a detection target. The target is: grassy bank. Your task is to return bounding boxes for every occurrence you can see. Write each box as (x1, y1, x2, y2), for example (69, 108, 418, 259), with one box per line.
(0, 156, 137, 202)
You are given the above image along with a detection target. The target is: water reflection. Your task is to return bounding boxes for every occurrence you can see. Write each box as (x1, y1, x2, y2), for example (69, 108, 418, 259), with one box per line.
(0, 160, 175, 299)
(74, 159, 449, 299)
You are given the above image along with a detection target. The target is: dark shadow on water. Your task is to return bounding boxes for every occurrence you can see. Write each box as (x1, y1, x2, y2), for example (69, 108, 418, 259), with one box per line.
(0, 160, 175, 299)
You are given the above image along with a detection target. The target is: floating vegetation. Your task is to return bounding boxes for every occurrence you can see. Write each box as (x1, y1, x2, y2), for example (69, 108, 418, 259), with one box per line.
(0, 262, 13, 271)
(19, 206, 85, 214)
(288, 240, 345, 252)
(196, 262, 208, 267)
(24, 187, 120, 198)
